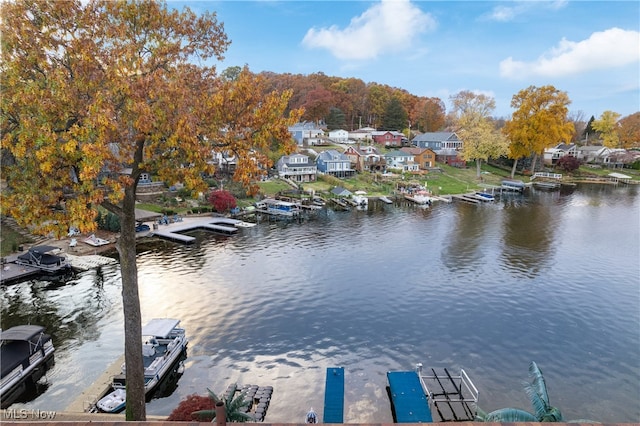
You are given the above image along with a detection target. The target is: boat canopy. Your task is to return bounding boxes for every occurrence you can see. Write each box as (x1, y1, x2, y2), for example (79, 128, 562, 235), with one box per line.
(141, 319, 180, 338)
(1, 325, 46, 342)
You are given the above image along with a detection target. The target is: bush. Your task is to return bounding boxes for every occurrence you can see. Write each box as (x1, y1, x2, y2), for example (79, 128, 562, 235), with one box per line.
(167, 394, 214, 421)
(556, 156, 581, 173)
(208, 190, 237, 213)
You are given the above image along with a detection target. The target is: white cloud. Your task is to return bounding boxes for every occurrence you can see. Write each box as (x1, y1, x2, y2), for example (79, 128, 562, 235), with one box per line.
(484, 1, 567, 22)
(500, 27, 640, 79)
(301, 0, 436, 60)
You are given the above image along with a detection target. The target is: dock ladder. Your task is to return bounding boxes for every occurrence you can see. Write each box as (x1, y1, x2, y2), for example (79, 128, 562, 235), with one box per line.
(417, 363, 478, 422)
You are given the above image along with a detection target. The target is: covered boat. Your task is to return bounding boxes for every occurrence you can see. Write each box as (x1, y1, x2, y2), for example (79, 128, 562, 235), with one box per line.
(15, 246, 70, 273)
(0, 325, 55, 408)
(96, 318, 188, 413)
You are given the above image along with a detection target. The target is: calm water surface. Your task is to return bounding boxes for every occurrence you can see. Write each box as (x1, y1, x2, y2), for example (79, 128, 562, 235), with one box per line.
(2, 184, 639, 422)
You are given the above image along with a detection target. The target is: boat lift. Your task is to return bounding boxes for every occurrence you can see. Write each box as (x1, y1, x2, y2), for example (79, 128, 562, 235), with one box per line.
(416, 363, 479, 422)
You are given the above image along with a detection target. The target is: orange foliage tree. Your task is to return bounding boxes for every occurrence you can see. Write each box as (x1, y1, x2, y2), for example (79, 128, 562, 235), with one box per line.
(1, 0, 301, 420)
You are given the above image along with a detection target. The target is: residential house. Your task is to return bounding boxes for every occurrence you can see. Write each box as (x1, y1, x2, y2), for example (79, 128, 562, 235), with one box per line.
(384, 150, 419, 173)
(372, 130, 406, 147)
(401, 147, 436, 169)
(348, 127, 376, 143)
(412, 132, 463, 150)
(316, 149, 355, 178)
(435, 148, 466, 168)
(276, 153, 317, 183)
(328, 129, 349, 143)
(211, 150, 237, 174)
(543, 143, 577, 166)
(343, 145, 386, 172)
(288, 122, 325, 146)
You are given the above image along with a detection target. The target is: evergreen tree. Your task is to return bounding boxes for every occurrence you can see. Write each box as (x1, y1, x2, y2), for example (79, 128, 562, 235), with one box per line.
(326, 107, 346, 130)
(582, 116, 597, 142)
(381, 97, 408, 131)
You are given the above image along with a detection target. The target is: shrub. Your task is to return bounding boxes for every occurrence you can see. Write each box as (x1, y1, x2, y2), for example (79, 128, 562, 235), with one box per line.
(556, 156, 581, 173)
(167, 394, 214, 421)
(208, 190, 237, 213)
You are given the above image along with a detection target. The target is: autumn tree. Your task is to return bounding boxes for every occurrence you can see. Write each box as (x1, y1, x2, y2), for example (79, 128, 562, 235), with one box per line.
(0, 0, 301, 420)
(592, 110, 621, 148)
(450, 91, 508, 178)
(208, 190, 237, 213)
(503, 85, 574, 177)
(618, 112, 640, 148)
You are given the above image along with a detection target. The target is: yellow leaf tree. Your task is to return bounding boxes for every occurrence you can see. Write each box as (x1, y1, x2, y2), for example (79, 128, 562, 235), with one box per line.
(1, 0, 301, 420)
(592, 110, 622, 148)
(450, 91, 509, 178)
(503, 85, 574, 177)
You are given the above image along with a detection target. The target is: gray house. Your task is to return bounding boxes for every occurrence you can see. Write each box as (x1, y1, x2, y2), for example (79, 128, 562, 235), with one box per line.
(276, 153, 317, 182)
(412, 132, 463, 150)
(316, 149, 355, 178)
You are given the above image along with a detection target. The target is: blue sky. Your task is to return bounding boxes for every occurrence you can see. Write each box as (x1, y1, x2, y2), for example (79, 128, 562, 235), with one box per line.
(171, 1, 639, 119)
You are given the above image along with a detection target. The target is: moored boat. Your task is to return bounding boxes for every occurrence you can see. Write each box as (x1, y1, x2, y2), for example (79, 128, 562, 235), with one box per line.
(96, 318, 188, 413)
(14, 245, 71, 274)
(474, 191, 495, 202)
(1, 325, 56, 409)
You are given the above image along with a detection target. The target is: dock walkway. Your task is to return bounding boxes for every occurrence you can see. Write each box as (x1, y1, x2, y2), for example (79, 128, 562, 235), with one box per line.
(387, 371, 433, 423)
(150, 216, 240, 243)
(323, 367, 344, 423)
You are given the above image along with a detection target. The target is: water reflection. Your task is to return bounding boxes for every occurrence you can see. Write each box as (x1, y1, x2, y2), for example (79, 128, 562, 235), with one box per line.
(2, 185, 638, 423)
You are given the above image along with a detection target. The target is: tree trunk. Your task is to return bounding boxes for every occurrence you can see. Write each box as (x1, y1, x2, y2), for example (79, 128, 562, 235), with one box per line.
(476, 159, 482, 178)
(530, 153, 538, 175)
(510, 159, 518, 179)
(117, 189, 145, 421)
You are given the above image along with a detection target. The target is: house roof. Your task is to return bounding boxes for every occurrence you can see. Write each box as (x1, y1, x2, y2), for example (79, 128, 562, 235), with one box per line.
(385, 150, 413, 158)
(331, 186, 352, 196)
(412, 132, 460, 142)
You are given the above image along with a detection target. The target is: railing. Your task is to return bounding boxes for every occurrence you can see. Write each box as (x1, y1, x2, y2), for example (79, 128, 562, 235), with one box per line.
(532, 172, 562, 180)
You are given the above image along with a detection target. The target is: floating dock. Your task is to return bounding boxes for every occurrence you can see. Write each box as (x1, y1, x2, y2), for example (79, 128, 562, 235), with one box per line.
(151, 217, 240, 243)
(387, 371, 433, 423)
(323, 367, 344, 423)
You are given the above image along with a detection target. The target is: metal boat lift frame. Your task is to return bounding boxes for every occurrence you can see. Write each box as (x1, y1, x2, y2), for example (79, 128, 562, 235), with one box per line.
(416, 363, 479, 422)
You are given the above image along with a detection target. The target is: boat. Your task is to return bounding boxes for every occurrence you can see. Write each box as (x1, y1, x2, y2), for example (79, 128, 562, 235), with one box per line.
(95, 388, 126, 413)
(305, 407, 318, 423)
(14, 245, 71, 274)
(353, 191, 368, 208)
(474, 191, 495, 202)
(256, 198, 301, 217)
(96, 318, 188, 413)
(501, 179, 526, 192)
(378, 196, 393, 204)
(234, 221, 257, 228)
(83, 234, 110, 247)
(533, 181, 561, 190)
(1, 325, 56, 409)
(404, 191, 433, 205)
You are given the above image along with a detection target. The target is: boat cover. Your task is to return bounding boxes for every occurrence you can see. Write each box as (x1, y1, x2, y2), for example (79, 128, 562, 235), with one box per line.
(1, 325, 51, 379)
(141, 319, 180, 338)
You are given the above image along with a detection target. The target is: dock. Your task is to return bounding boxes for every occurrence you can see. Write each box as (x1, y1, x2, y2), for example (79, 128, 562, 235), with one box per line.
(151, 217, 240, 243)
(323, 367, 344, 423)
(451, 194, 481, 204)
(387, 371, 433, 423)
(66, 354, 125, 414)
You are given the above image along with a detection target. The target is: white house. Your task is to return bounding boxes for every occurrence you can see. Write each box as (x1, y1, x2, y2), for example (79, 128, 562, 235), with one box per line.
(328, 129, 349, 143)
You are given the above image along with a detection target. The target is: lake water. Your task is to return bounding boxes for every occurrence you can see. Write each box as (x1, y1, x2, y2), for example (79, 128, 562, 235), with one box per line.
(1, 183, 639, 422)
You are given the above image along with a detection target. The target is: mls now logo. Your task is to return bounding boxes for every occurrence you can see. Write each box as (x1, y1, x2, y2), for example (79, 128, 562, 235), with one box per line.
(4, 409, 56, 420)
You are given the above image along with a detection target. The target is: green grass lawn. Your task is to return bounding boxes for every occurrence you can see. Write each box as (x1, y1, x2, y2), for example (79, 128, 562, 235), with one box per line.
(0, 226, 32, 257)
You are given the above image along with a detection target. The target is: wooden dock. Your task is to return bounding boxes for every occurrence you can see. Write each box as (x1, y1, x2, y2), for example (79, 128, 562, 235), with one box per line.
(66, 355, 125, 414)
